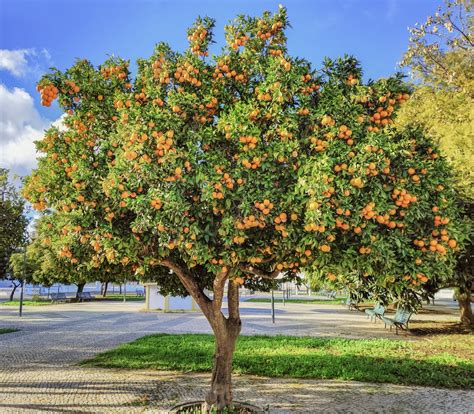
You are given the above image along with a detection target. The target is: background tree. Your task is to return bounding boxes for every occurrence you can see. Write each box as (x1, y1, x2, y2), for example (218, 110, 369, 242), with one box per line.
(0, 168, 28, 298)
(8, 250, 36, 301)
(24, 7, 468, 409)
(398, 0, 473, 325)
(27, 213, 133, 300)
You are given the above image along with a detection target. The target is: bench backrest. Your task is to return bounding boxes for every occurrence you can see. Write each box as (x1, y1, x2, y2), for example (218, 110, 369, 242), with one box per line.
(374, 304, 385, 315)
(51, 292, 66, 299)
(394, 308, 411, 324)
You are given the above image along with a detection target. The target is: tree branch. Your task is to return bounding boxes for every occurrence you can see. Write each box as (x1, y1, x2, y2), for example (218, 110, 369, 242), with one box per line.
(160, 259, 212, 315)
(447, 14, 473, 47)
(212, 270, 229, 312)
(239, 264, 280, 280)
(227, 280, 240, 322)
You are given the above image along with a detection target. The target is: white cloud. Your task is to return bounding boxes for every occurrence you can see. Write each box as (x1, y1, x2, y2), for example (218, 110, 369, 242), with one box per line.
(0, 84, 55, 176)
(0, 48, 52, 78)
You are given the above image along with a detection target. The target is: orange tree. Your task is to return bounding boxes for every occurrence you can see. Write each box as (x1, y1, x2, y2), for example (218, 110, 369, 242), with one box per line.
(24, 7, 467, 409)
(299, 58, 470, 309)
(24, 213, 134, 299)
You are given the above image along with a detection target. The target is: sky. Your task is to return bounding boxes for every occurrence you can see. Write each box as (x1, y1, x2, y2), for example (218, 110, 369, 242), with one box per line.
(0, 0, 440, 179)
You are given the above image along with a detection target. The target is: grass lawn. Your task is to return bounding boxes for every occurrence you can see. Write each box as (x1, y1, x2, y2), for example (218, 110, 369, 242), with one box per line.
(1, 300, 53, 306)
(0, 328, 19, 334)
(96, 293, 144, 301)
(0, 293, 144, 305)
(245, 298, 346, 305)
(81, 333, 474, 389)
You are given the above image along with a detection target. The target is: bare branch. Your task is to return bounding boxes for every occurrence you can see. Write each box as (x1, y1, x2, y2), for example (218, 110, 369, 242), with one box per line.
(447, 14, 474, 47)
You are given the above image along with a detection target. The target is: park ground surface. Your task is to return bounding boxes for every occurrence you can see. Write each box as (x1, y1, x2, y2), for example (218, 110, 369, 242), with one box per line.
(0, 293, 473, 413)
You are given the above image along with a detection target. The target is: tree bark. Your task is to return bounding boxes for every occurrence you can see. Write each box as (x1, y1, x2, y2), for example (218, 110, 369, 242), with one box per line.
(205, 280, 241, 410)
(9, 282, 20, 301)
(103, 281, 109, 297)
(456, 286, 473, 326)
(205, 321, 240, 410)
(75, 283, 85, 300)
(159, 260, 242, 410)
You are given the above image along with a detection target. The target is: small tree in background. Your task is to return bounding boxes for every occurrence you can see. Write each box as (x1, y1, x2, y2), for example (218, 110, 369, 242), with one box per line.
(24, 7, 468, 409)
(398, 0, 473, 325)
(8, 250, 36, 301)
(0, 168, 28, 299)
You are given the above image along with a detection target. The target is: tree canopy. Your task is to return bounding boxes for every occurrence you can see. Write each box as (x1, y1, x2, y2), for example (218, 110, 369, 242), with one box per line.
(23, 6, 469, 407)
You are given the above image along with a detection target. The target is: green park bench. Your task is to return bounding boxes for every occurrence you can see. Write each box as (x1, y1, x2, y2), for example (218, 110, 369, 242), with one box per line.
(320, 290, 337, 299)
(50, 292, 69, 303)
(341, 297, 359, 311)
(382, 308, 412, 334)
(78, 292, 94, 302)
(364, 303, 385, 322)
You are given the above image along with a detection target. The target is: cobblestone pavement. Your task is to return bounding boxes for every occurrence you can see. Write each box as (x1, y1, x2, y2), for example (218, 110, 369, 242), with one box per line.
(0, 300, 472, 413)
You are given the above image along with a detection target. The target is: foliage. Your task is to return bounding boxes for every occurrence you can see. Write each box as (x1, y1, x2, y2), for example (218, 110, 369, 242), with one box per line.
(396, 86, 473, 200)
(398, 0, 474, 200)
(398, 0, 473, 322)
(82, 333, 474, 389)
(24, 213, 132, 289)
(0, 169, 28, 279)
(8, 251, 36, 286)
(23, 8, 467, 309)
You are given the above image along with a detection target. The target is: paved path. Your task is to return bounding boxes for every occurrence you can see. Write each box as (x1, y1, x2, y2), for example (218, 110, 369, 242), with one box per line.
(0, 301, 472, 413)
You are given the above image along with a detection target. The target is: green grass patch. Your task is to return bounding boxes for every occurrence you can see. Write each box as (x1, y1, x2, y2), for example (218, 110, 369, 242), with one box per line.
(1, 293, 144, 305)
(1, 300, 53, 306)
(96, 293, 144, 301)
(0, 328, 19, 334)
(81, 333, 474, 389)
(245, 298, 345, 305)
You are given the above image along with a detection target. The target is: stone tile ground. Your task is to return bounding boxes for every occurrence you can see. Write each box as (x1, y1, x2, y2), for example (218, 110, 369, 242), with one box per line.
(0, 300, 472, 413)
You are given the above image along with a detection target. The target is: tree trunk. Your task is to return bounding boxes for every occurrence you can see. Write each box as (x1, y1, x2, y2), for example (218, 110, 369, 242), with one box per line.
(9, 282, 19, 301)
(205, 320, 241, 409)
(456, 285, 473, 327)
(103, 281, 109, 297)
(459, 297, 473, 326)
(204, 280, 241, 410)
(75, 283, 85, 300)
(159, 260, 243, 411)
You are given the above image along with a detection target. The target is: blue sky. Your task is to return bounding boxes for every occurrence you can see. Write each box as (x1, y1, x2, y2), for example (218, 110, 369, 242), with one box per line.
(1, 0, 439, 176)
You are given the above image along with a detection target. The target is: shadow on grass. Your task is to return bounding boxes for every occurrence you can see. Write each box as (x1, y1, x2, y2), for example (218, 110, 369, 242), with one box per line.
(409, 321, 473, 336)
(80, 333, 474, 389)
